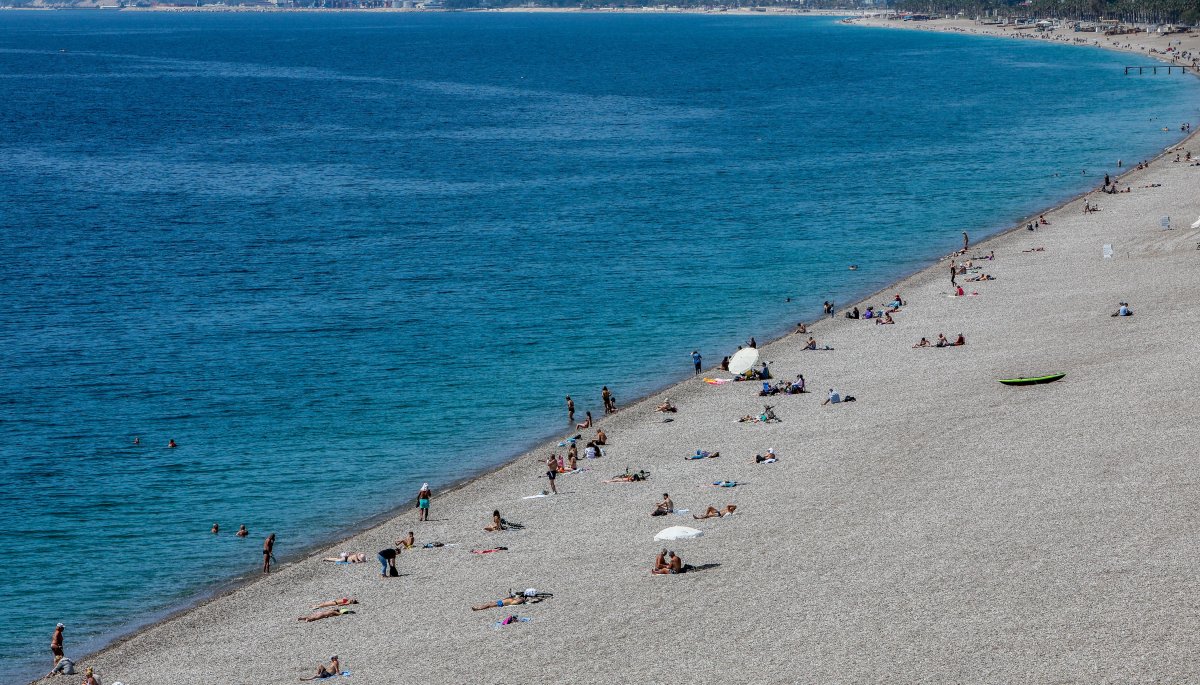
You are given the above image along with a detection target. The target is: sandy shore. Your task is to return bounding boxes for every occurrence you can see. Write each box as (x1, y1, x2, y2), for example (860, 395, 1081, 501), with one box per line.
(34, 21, 1200, 685)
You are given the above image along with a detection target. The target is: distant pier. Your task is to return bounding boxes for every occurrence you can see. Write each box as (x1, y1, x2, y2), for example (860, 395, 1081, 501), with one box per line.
(1124, 65, 1191, 75)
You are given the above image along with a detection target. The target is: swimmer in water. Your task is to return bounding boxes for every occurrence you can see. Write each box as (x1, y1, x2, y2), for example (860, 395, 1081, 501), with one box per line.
(211, 523, 219, 535)
(167, 439, 177, 448)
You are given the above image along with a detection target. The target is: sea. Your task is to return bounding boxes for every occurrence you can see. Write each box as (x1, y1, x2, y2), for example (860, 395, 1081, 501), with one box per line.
(1, 10, 1197, 682)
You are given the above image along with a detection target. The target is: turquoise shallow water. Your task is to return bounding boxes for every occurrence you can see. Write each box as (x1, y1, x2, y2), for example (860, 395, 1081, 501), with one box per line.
(1, 11, 1197, 681)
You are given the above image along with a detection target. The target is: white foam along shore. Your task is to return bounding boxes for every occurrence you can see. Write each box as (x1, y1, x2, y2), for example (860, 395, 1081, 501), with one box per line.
(33, 20, 1200, 685)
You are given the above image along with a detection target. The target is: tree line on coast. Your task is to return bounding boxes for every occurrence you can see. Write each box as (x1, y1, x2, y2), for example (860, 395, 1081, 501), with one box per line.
(891, 0, 1200, 25)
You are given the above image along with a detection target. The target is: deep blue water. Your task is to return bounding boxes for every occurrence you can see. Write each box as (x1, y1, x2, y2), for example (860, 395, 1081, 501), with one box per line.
(1, 10, 1197, 681)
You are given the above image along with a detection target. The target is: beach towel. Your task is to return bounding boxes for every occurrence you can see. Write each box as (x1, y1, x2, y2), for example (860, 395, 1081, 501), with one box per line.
(493, 616, 532, 629)
(522, 493, 549, 500)
(703, 378, 733, 385)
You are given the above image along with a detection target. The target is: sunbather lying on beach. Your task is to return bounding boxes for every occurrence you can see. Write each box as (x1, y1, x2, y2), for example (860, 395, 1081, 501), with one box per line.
(707, 480, 738, 488)
(298, 608, 355, 623)
(470, 547, 508, 554)
(966, 274, 994, 282)
(471, 595, 529, 611)
(693, 505, 737, 519)
(651, 493, 674, 516)
(755, 449, 777, 463)
(685, 450, 718, 460)
(322, 552, 367, 563)
(312, 598, 358, 609)
(300, 656, 340, 681)
(606, 469, 649, 483)
(656, 400, 677, 413)
(1023, 247, 1046, 252)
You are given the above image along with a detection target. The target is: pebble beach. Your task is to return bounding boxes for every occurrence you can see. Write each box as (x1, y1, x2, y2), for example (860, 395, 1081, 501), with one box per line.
(32, 19, 1200, 685)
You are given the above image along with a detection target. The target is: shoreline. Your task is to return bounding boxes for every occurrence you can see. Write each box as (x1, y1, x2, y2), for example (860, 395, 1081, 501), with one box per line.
(28, 17, 1200, 685)
(0, 5, 850, 13)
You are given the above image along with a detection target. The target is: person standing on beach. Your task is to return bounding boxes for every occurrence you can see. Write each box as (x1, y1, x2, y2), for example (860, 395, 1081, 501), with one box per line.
(417, 483, 432, 521)
(565, 395, 574, 423)
(601, 386, 612, 414)
(962, 231, 969, 253)
(950, 262, 957, 286)
(50, 623, 64, 667)
(823, 301, 834, 318)
(263, 533, 275, 574)
(692, 350, 702, 375)
(545, 454, 558, 495)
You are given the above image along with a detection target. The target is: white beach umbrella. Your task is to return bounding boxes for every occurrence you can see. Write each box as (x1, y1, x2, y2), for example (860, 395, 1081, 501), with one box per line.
(727, 347, 760, 375)
(654, 526, 704, 542)
(1191, 215, 1200, 229)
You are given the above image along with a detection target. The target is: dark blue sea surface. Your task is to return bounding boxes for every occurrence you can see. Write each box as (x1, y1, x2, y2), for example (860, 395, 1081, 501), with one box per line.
(1, 10, 1197, 681)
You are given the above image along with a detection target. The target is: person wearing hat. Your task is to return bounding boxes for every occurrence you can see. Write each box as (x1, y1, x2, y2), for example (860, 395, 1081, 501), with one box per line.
(50, 623, 64, 667)
(417, 483, 432, 522)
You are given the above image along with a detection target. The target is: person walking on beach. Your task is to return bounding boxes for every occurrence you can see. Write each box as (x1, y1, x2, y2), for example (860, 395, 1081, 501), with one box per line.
(950, 262, 957, 286)
(692, 350, 702, 375)
(417, 483, 432, 521)
(565, 395, 574, 423)
(545, 454, 558, 495)
(262, 533, 275, 574)
(50, 623, 64, 667)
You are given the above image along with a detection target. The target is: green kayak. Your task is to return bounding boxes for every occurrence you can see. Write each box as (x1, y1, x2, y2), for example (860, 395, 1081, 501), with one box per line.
(998, 373, 1065, 386)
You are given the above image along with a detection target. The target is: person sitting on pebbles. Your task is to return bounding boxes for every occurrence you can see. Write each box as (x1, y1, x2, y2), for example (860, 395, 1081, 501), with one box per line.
(656, 399, 678, 413)
(301, 656, 340, 681)
(651, 493, 674, 517)
(693, 505, 737, 519)
(651, 550, 690, 575)
(1111, 302, 1134, 317)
